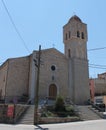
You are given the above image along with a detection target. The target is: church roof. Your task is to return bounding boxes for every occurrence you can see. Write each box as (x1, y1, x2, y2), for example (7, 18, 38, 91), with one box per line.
(34, 48, 66, 58)
(68, 15, 82, 23)
(42, 48, 65, 55)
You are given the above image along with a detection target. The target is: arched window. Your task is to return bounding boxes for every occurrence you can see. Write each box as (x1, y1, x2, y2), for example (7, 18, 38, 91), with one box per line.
(69, 31, 71, 38)
(81, 32, 84, 39)
(77, 31, 80, 38)
(68, 49, 71, 58)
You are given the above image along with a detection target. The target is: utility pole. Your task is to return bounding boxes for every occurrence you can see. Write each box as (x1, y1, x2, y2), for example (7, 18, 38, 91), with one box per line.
(34, 45, 41, 125)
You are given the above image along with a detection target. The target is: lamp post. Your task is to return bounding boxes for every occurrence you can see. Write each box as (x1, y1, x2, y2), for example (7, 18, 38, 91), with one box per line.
(34, 45, 41, 125)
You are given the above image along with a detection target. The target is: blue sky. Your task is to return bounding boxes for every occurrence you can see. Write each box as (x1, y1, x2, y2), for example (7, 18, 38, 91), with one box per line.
(0, 0, 106, 78)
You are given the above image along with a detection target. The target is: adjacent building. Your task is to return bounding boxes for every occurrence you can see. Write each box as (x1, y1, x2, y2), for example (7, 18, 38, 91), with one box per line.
(89, 73, 106, 104)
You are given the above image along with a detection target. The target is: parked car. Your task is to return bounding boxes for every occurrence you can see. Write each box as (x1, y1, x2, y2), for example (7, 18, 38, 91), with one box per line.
(95, 103, 105, 112)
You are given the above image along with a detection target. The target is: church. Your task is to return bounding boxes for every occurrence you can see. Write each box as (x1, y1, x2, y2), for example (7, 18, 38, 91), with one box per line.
(0, 15, 90, 104)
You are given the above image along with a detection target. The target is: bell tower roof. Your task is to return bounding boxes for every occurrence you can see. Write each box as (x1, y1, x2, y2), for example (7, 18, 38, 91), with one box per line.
(68, 15, 82, 23)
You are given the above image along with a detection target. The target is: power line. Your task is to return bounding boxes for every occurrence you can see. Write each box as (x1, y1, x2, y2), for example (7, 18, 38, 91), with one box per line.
(89, 63, 106, 67)
(89, 65, 106, 69)
(89, 63, 106, 69)
(1, 0, 30, 53)
(87, 46, 106, 69)
(88, 47, 106, 51)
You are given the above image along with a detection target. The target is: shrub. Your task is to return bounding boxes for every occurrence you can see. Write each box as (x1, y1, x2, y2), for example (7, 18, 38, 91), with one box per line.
(55, 96, 65, 112)
(41, 111, 54, 117)
(65, 105, 74, 112)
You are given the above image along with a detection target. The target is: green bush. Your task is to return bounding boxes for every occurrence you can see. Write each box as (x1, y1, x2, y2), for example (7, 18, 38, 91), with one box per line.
(65, 105, 74, 112)
(41, 111, 47, 117)
(41, 111, 54, 117)
(41, 96, 76, 117)
(55, 96, 65, 112)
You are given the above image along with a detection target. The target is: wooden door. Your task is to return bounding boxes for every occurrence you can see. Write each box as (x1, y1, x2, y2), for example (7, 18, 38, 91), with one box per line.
(49, 84, 57, 99)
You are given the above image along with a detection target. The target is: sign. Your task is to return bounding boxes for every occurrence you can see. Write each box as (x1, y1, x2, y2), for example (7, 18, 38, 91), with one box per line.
(7, 105, 14, 117)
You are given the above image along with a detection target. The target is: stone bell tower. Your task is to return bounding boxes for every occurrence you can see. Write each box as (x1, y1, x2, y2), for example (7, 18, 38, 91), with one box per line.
(63, 15, 90, 104)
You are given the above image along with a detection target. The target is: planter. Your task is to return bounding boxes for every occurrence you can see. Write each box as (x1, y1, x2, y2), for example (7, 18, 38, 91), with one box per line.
(38, 116, 80, 124)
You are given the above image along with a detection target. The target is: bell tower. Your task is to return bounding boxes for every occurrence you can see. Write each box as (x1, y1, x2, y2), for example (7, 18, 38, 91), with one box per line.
(63, 15, 90, 104)
(63, 15, 88, 59)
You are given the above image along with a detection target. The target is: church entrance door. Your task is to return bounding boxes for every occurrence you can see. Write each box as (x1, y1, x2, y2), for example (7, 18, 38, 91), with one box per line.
(49, 84, 57, 99)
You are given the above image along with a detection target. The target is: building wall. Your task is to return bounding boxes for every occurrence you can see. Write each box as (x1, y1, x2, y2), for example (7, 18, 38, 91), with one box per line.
(28, 53, 37, 102)
(33, 48, 69, 99)
(89, 78, 106, 102)
(98, 73, 106, 80)
(103, 96, 106, 106)
(95, 78, 106, 95)
(72, 59, 90, 104)
(89, 79, 95, 102)
(0, 61, 8, 98)
(5, 56, 30, 101)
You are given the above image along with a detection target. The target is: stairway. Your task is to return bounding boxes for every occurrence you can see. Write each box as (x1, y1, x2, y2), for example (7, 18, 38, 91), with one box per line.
(17, 105, 102, 125)
(77, 105, 102, 121)
(18, 105, 34, 125)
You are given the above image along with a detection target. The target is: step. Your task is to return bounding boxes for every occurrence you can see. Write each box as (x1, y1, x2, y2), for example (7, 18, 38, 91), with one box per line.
(77, 105, 102, 121)
(17, 105, 35, 125)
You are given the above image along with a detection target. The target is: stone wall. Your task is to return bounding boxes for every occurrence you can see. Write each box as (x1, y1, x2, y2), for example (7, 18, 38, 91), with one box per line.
(0, 104, 8, 123)
(72, 59, 90, 104)
(5, 56, 30, 102)
(0, 61, 8, 99)
(0, 104, 28, 124)
(35, 48, 69, 98)
(39, 116, 80, 124)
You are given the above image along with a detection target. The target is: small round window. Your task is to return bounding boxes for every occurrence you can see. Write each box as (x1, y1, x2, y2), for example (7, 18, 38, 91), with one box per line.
(51, 65, 56, 71)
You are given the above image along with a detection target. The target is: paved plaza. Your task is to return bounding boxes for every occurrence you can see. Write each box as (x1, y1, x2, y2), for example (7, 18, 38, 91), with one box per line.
(0, 120, 106, 130)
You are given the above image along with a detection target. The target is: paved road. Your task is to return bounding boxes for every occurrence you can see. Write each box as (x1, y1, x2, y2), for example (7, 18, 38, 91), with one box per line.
(0, 120, 106, 130)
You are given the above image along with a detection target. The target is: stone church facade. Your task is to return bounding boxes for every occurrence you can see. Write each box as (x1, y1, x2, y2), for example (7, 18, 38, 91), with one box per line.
(0, 15, 90, 104)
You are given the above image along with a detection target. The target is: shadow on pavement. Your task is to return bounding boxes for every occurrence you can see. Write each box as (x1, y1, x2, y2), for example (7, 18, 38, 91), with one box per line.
(35, 125, 49, 130)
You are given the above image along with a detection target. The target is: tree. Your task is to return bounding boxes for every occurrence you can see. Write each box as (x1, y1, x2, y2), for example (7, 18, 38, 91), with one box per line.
(55, 96, 65, 112)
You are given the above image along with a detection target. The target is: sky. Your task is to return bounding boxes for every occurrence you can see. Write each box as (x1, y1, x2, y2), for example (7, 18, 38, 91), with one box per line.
(0, 0, 106, 78)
